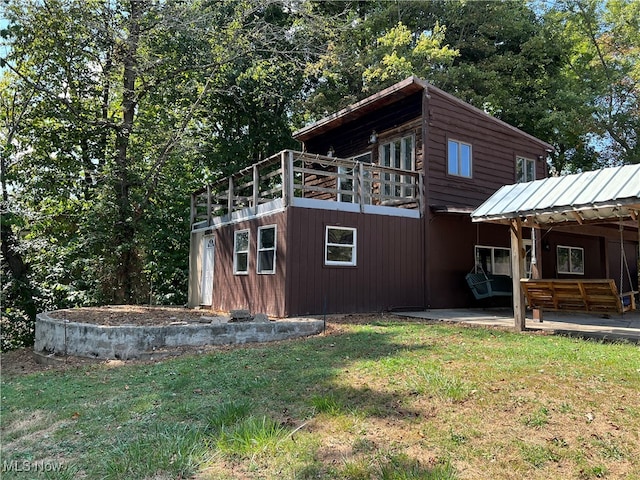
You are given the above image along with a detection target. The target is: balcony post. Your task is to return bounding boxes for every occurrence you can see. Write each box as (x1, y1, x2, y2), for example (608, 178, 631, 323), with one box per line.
(358, 162, 365, 213)
(190, 193, 196, 227)
(281, 150, 293, 207)
(253, 165, 259, 215)
(206, 186, 212, 225)
(418, 172, 425, 215)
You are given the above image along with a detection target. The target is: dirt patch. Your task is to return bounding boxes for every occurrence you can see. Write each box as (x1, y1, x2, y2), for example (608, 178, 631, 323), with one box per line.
(51, 305, 219, 326)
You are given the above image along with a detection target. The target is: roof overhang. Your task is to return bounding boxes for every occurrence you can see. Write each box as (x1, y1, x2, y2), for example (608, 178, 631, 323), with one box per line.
(471, 164, 640, 227)
(293, 76, 427, 142)
(293, 76, 554, 152)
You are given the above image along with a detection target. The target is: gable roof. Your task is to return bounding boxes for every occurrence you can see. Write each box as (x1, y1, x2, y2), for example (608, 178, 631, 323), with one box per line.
(471, 164, 640, 226)
(293, 76, 554, 151)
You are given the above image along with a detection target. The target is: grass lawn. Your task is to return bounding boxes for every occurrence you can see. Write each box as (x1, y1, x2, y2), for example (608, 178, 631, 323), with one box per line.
(1, 316, 639, 479)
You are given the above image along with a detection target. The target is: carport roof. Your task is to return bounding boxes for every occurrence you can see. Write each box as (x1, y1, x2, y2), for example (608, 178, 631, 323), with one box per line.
(471, 164, 640, 226)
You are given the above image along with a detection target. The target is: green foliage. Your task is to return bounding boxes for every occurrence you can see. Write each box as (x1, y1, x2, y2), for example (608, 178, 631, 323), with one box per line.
(216, 415, 288, 456)
(378, 454, 456, 480)
(0, 0, 330, 329)
(207, 399, 252, 432)
(311, 394, 344, 415)
(103, 424, 209, 480)
(411, 368, 474, 403)
(0, 307, 34, 351)
(362, 21, 458, 90)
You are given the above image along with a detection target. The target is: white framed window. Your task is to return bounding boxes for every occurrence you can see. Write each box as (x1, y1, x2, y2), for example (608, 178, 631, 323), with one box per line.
(257, 225, 277, 274)
(516, 156, 535, 183)
(233, 229, 250, 275)
(475, 245, 511, 276)
(557, 245, 584, 274)
(379, 135, 415, 198)
(325, 226, 357, 266)
(448, 139, 472, 178)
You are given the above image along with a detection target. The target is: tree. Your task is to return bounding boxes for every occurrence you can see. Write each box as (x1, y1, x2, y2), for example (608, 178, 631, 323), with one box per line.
(544, 0, 639, 168)
(0, 0, 336, 337)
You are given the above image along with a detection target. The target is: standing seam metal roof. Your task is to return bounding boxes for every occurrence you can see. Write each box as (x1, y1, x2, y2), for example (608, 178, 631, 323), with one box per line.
(471, 164, 640, 225)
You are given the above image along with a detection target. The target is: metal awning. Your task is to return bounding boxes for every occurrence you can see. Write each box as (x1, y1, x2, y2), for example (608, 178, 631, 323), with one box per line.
(471, 164, 640, 226)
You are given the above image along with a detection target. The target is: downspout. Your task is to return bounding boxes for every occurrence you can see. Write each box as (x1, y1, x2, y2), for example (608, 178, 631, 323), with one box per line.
(422, 85, 431, 309)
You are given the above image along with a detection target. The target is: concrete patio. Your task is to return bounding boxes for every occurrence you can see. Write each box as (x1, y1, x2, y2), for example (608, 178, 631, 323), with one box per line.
(398, 308, 640, 342)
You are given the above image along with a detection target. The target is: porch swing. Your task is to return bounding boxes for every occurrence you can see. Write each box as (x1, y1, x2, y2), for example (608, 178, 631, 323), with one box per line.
(465, 225, 513, 301)
(465, 268, 513, 301)
(521, 222, 637, 315)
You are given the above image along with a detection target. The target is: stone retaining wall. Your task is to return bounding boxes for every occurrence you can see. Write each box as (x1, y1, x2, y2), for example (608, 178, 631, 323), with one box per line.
(34, 312, 324, 360)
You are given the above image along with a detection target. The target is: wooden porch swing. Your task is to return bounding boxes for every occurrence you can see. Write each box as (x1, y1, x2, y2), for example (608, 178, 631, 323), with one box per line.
(520, 279, 635, 315)
(520, 223, 637, 315)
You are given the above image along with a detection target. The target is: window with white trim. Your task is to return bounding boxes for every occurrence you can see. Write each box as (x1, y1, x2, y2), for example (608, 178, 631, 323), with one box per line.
(379, 135, 415, 198)
(325, 226, 357, 266)
(257, 225, 277, 274)
(233, 229, 249, 274)
(557, 245, 584, 274)
(516, 156, 535, 183)
(475, 245, 511, 276)
(448, 139, 472, 178)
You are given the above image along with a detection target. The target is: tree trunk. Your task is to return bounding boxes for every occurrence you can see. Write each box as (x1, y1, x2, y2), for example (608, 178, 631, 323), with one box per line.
(112, 0, 142, 304)
(1, 152, 37, 321)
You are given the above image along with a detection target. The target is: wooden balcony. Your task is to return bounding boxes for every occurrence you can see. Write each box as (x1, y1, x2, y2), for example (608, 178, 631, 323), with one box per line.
(191, 150, 423, 230)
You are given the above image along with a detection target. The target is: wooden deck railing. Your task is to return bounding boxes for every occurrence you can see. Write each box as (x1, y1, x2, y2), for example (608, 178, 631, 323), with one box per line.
(191, 150, 423, 228)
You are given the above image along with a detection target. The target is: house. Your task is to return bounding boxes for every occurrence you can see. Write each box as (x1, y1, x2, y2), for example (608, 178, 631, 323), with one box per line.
(187, 76, 639, 317)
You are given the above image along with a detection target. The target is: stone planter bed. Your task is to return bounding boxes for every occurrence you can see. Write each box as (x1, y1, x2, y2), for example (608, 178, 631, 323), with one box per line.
(34, 306, 324, 360)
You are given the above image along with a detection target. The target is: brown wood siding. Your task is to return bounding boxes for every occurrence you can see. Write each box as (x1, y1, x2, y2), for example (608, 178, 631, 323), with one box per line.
(209, 212, 287, 317)
(286, 207, 425, 315)
(426, 88, 548, 209)
(303, 92, 423, 161)
(427, 214, 513, 308)
(541, 230, 637, 290)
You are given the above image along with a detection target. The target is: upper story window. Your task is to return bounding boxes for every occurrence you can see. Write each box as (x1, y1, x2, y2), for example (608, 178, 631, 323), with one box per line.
(379, 135, 415, 197)
(257, 225, 277, 274)
(448, 139, 472, 178)
(233, 229, 249, 275)
(516, 156, 535, 183)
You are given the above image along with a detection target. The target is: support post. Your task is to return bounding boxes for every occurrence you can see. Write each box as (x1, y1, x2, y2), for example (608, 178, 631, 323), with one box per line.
(227, 177, 234, 214)
(531, 227, 543, 322)
(510, 218, 526, 331)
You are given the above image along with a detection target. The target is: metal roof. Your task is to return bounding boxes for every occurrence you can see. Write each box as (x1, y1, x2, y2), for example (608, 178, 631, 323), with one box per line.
(471, 164, 640, 226)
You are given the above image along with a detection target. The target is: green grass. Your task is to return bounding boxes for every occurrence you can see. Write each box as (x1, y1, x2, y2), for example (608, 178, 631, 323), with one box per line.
(2, 318, 640, 479)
